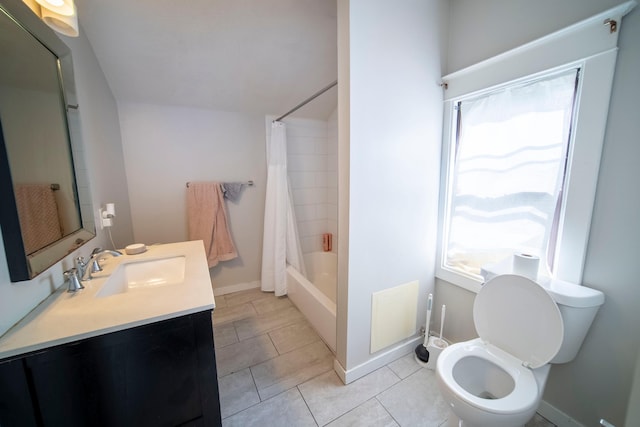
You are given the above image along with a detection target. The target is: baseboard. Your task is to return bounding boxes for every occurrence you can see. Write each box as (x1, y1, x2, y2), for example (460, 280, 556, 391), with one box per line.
(538, 400, 585, 427)
(332, 336, 422, 384)
(213, 280, 260, 296)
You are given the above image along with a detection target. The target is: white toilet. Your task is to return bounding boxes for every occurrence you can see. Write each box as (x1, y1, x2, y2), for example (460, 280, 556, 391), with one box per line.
(436, 274, 604, 427)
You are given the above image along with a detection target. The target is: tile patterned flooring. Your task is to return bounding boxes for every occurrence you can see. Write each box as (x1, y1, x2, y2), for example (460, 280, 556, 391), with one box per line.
(212, 288, 556, 427)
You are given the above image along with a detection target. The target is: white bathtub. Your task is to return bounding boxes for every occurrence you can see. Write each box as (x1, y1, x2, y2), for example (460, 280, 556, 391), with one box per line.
(286, 252, 336, 352)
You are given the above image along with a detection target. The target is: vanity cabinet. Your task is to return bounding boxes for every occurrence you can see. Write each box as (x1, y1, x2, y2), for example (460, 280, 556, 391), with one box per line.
(0, 311, 221, 427)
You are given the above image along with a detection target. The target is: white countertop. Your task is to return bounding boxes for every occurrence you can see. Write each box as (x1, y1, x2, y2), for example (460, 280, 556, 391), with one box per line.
(0, 241, 215, 360)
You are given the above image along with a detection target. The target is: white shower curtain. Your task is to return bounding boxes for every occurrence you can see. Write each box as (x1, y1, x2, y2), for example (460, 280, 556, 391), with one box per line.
(261, 121, 306, 296)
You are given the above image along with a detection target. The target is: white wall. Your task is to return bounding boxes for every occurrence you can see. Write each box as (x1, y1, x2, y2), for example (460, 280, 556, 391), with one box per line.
(439, 1, 640, 425)
(65, 30, 134, 251)
(0, 21, 134, 336)
(336, 0, 446, 377)
(626, 350, 640, 426)
(446, 0, 627, 74)
(286, 115, 338, 254)
(117, 103, 267, 290)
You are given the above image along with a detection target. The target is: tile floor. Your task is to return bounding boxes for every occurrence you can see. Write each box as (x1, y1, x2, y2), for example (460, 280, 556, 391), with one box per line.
(212, 288, 556, 427)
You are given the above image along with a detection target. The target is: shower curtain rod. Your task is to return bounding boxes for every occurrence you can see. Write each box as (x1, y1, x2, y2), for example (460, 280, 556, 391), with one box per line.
(274, 80, 338, 122)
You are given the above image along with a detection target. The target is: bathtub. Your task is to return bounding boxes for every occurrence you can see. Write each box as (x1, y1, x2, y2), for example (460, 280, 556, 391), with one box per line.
(286, 252, 336, 352)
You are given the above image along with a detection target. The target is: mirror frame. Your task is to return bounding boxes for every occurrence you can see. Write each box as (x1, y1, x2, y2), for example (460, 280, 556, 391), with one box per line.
(0, 0, 95, 282)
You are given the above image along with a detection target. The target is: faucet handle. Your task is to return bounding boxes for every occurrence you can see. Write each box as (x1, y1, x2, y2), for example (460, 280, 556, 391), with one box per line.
(81, 259, 102, 281)
(64, 268, 84, 293)
(90, 258, 103, 274)
(75, 256, 87, 281)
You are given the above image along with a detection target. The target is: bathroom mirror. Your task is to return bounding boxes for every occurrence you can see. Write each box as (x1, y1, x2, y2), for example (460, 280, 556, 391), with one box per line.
(0, 0, 95, 282)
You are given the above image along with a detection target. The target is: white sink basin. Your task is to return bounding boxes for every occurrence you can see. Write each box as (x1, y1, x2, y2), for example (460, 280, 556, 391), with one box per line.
(96, 256, 186, 298)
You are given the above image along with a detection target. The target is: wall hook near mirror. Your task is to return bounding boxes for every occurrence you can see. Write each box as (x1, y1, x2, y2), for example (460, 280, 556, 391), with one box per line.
(604, 18, 618, 33)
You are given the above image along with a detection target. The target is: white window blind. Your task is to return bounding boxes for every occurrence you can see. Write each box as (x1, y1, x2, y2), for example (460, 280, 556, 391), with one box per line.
(444, 69, 579, 278)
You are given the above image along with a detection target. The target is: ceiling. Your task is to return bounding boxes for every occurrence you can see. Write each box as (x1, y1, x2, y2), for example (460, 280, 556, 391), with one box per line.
(75, 0, 338, 119)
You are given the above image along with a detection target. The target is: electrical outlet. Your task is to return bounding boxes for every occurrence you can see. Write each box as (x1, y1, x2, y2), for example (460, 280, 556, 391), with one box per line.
(99, 208, 113, 229)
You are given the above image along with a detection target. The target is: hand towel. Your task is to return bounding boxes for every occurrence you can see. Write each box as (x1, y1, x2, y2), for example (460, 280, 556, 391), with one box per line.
(14, 184, 63, 254)
(221, 182, 245, 203)
(187, 182, 238, 268)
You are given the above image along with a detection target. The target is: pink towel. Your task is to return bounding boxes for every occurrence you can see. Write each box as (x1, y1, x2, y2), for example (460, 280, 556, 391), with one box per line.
(14, 184, 63, 254)
(187, 182, 238, 268)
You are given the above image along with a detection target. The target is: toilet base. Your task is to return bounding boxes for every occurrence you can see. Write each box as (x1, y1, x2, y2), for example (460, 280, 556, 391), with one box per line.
(444, 410, 526, 427)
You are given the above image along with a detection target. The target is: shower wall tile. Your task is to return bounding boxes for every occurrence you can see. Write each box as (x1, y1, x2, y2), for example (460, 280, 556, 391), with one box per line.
(328, 154, 338, 172)
(287, 121, 328, 138)
(288, 136, 328, 154)
(298, 219, 327, 238)
(287, 138, 315, 155)
(327, 109, 338, 253)
(289, 154, 326, 173)
(289, 172, 317, 189)
(312, 137, 329, 155)
(301, 235, 322, 254)
(286, 116, 336, 255)
(315, 171, 329, 185)
(293, 188, 328, 206)
(294, 204, 318, 222)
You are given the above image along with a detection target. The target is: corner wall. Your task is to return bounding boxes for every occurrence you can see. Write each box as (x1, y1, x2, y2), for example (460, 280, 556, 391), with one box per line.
(117, 103, 267, 291)
(336, 0, 446, 379)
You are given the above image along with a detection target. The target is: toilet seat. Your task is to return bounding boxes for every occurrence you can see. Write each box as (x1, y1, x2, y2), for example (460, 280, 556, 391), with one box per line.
(438, 339, 539, 415)
(474, 274, 564, 368)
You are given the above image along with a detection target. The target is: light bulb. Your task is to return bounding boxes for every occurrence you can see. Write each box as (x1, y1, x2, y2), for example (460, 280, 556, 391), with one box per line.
(34, 0, 74, 17)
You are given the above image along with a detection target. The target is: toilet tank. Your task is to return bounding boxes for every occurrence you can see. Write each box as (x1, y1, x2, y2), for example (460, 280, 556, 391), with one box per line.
(541, 279, 605, 363)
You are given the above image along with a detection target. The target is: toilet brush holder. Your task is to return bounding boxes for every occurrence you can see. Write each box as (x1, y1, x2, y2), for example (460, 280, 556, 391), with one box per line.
(425, 336, 448, 370)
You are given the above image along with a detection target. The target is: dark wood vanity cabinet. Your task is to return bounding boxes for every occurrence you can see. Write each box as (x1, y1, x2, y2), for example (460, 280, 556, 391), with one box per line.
(0, 311, 221, 427)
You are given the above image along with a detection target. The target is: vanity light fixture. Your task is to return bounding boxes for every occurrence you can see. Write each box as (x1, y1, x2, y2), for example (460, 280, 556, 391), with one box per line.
(23, 0, 79, 37)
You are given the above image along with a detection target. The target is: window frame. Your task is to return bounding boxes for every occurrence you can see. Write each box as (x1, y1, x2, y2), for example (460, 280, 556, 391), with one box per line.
(435, 3, 633, 292)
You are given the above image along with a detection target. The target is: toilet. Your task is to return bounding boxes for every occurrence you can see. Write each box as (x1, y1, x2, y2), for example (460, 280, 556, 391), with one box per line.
(436, 274, 604, 427)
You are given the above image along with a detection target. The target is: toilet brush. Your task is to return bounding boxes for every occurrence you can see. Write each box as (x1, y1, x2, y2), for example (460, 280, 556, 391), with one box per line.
(434, 305, 447, 348)
(414, 293, 433, 364)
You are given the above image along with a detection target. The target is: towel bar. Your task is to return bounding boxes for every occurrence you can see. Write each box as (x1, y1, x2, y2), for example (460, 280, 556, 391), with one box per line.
(186, 180, 254, 188)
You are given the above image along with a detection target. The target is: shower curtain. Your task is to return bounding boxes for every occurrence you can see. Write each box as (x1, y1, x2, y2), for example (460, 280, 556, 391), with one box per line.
(261, 121, 306, 296)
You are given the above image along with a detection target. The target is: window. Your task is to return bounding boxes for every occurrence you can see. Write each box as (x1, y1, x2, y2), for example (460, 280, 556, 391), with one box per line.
(443, 69, 579, 280)
(436, 3, 632, 292)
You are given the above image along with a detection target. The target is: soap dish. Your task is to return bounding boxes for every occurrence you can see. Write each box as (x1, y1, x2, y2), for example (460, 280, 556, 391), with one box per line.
(125, 243, 147, 255)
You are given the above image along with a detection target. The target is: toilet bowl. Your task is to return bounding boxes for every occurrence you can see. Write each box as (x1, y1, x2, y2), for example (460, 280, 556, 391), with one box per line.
(437, 339, 550, 427)
(436, 274, 603, 427)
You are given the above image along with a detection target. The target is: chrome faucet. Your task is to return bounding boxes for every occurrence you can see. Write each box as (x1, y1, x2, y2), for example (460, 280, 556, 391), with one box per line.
(82, 247, 123, 281)
(64, 268, 84, 292)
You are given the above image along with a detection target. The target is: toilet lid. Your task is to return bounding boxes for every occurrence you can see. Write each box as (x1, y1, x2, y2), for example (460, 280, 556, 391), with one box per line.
(474, 274, 564, 369)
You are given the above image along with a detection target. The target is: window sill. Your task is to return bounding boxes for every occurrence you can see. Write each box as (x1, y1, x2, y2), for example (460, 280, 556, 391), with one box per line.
(435, 266, 482, 294)
(437, 259, 557, 295)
